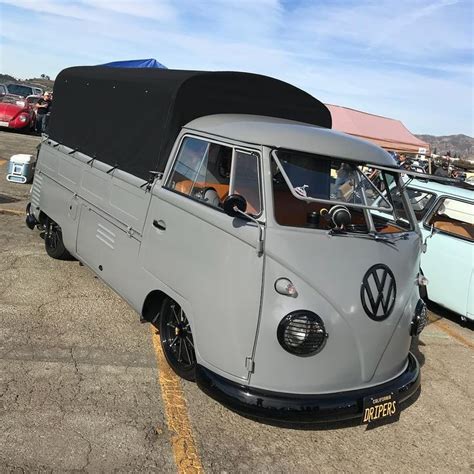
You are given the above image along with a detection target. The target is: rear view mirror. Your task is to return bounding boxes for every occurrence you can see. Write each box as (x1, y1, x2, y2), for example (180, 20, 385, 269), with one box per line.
(223, 194, 247, 217)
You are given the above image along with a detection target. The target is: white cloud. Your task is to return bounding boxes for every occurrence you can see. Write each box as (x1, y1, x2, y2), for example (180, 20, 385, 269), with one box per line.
(1, 0, 98, 22)
(0, 0, 472, 135)
(81, 0, 176, 21)
(0, 0, 176, 21)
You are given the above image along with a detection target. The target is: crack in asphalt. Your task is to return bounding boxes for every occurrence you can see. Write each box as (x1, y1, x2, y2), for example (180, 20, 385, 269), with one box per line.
(70, 428, 93, 471)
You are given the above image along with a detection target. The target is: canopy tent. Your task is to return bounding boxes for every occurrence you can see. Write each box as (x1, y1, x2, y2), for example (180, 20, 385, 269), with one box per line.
(327, 104, 430, 156)
(101, 58, 167, 68)
(49, 67, 331, 179)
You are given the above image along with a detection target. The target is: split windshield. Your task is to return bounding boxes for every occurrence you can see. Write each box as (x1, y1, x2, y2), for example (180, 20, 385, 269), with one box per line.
(272, 150, 415, 235)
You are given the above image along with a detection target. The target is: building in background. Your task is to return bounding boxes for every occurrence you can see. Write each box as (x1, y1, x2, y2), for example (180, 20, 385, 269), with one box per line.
(327, 104, 430, 160)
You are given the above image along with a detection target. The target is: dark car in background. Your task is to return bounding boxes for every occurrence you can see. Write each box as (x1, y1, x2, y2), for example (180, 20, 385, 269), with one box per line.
(0, 83, 44, 98)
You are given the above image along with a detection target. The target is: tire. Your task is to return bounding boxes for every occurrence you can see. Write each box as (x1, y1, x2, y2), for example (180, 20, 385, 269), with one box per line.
(45, 224, 72, 260)
(159, 298, 196, 381)
(419, 269, 428, 301)
(419, 284, 428, 301)
(25, 203, 37, 230)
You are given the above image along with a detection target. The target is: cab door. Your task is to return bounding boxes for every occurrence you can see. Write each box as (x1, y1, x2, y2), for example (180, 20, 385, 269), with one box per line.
(422, 197, 473, 317)
(140, 136, 264, 380)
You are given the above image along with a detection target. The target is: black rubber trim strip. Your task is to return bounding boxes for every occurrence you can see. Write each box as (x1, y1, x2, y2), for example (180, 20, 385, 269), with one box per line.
(196, 353, 420, 423)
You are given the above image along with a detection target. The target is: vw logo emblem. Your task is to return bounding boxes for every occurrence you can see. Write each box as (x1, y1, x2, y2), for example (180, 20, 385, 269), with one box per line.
(361, 264, 396, 321)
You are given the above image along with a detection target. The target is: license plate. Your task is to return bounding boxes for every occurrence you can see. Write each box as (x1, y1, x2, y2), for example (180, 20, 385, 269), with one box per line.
(362, 392, 398, 424)
(0, 121, 9, 127)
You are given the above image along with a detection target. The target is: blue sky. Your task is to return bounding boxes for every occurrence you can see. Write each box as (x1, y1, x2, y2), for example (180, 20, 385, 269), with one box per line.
(0, 0, 472, 135)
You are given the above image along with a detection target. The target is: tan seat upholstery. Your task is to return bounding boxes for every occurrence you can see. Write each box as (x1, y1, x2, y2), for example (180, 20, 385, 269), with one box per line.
(432, 215, 474, 240)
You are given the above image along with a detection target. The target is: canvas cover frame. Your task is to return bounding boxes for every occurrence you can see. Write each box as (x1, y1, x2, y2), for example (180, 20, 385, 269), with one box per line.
(48, 67, 332, 179)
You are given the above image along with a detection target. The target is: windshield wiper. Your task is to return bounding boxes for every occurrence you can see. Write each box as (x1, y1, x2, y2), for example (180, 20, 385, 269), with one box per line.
(328, 229, 410, 247)
(368, 231, 410, 246)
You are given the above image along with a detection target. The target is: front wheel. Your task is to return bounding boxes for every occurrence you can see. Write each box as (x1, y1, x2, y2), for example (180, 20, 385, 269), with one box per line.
(419, 269, 428, 301)
(45, 222, 72, 260)
(159, 298, 196, 381)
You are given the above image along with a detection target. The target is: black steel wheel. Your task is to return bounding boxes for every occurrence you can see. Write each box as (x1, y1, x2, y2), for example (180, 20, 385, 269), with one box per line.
(25, 203, 36, 230)
(45, 222, 72, 260)
(159, 298, 196, 381)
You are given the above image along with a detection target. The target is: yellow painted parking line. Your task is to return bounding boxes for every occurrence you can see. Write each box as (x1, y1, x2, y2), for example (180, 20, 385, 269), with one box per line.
(150, 327, 204, 474)
(429, 315, 473, 350)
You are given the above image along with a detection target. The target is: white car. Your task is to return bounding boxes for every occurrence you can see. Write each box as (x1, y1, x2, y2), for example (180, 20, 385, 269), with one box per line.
(404, 180, 473, 321)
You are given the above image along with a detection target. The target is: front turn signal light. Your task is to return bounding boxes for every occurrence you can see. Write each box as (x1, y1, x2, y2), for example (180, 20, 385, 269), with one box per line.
(275, 278, 298, 297)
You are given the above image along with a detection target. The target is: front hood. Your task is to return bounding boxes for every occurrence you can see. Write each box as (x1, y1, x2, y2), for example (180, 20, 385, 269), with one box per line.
(251, 227, 421, 393)
(0, 103, 24, 122)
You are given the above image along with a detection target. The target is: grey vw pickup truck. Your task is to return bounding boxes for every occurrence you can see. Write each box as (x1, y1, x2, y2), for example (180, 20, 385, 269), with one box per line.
(26, 67, 426, 424)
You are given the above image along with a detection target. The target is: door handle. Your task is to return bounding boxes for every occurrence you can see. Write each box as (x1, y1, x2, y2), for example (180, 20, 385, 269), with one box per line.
(153, 219, 166, 231)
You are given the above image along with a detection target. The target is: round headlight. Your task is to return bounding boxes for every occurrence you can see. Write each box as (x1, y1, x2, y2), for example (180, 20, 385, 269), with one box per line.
(277, 310, 328, 356)
(411, 299, 428, 336)
(19, 115, 28, 122)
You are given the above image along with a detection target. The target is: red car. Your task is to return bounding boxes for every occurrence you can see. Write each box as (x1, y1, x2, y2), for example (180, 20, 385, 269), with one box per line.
(0, 94, 38, 131)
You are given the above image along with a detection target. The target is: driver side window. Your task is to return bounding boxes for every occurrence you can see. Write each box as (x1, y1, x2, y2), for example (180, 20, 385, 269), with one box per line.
(165, 136, 261, 215)
(165, 137, 232, 209)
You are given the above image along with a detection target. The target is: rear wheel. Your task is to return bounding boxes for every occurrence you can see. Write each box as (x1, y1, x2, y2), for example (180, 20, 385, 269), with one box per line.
(45, 222, 72, 260)
(159, 298, 196, 381)
(25, 203, 36, 230)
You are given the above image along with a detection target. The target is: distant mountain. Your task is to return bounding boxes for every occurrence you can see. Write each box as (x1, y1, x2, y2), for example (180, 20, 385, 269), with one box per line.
(415, 134, 473, 159)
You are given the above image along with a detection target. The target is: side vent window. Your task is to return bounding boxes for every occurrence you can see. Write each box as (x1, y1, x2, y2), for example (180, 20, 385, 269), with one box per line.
(230, 150, 262, 215)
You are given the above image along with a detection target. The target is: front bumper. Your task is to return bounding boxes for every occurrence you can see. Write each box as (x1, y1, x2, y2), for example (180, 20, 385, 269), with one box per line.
(196, 352, 420, 423)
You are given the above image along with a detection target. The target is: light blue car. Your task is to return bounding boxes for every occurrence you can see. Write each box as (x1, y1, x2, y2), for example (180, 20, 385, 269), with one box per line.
(403, 180, 473, 322)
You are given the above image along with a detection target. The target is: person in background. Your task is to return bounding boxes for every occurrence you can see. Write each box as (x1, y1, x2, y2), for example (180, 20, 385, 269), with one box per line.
(434, 161, 449, 177)
(35, 91, 52, 133)
(335, 163, 355, 200)
(398, 154, 408, 169)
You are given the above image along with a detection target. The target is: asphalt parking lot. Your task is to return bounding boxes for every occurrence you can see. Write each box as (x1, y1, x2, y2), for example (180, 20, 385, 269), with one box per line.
(0, 130, 473, 472)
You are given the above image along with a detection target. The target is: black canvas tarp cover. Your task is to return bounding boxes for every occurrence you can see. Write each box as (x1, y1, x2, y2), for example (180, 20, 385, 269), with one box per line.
(49, 67, 332, 180)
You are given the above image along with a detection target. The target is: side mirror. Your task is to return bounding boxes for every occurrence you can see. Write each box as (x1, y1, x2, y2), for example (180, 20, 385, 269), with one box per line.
(328, 205, 351, 228)
(223, 194, 247, 217)
(223, 194, 264, 256)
